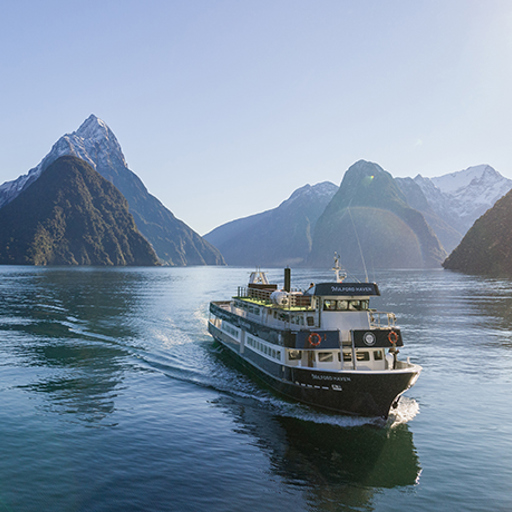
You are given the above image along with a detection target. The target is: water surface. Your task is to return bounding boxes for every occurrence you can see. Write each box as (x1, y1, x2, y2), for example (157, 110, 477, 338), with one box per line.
(0, 266, 511, 511)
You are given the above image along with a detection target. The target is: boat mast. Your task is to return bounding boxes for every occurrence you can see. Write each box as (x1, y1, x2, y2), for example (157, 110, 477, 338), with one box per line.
(332, 252, 347, 283)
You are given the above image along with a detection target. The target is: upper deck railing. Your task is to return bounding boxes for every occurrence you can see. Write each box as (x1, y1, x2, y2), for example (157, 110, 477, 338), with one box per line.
(237, 285, 313, 309)
(368, 310, 397, 329)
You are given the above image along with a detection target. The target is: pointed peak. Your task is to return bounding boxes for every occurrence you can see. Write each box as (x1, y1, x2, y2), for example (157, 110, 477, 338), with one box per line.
(74, 114, 114, 141)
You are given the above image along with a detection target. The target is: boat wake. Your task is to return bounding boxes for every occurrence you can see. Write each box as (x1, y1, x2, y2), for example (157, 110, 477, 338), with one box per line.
(138, 306, 420, 430)
(138, 341, 420, 430)
(387, 396, 420, 425)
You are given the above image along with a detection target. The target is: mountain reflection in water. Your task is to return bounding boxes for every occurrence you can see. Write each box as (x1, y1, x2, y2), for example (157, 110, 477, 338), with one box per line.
(1, 268, 142, 424)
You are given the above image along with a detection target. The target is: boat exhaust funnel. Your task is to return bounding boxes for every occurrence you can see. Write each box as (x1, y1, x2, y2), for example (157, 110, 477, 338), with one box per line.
(284, 268, 291, 292)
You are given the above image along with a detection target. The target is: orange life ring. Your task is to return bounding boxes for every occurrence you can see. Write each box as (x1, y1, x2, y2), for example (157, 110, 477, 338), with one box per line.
(308, 332, 322, 347)
(388, 330, 398, 345)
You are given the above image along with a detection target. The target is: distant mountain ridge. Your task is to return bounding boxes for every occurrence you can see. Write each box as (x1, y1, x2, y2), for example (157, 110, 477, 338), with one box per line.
(206, 160, 512, 270)
(0, 115, 225, 266)
(394, 176, 462, 252)
(204, 182, 338, 267)
(0, 156, 159, 266)
(204, 160, 511, 270)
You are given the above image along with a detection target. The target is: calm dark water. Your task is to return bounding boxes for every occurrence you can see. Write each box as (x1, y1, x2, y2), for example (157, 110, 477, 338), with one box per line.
(0, 266, 511, 511)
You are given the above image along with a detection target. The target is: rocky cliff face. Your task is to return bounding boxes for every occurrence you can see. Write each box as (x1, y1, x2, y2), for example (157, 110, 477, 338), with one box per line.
(0, 115, 224, 266)
(443, 187, 512, 276)
(0, 156, 159, 266)
(204, 182, 338, 267)
(309, 160, 446, 270)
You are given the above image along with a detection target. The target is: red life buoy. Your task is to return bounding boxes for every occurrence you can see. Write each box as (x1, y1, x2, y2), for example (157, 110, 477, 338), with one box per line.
(388, 330, 398, 345)
(308, 332, 322, 347)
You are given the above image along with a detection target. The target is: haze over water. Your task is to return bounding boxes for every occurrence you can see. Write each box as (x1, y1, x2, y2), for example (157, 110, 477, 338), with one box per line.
(0, 265, 511, 511)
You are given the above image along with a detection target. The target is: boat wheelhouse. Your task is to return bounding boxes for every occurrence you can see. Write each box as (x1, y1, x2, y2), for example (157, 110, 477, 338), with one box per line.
(208, 260, 421, 418)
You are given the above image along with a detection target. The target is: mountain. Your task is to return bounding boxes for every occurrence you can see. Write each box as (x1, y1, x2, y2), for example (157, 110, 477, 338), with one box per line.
(0, 115, 224, 266)
(443, 187, 512, 276)
(309, 160, 447, 270)
(396, 165, 512, 252)
(204, 182, 338, 267)
(395, 177, 463, 252)
(0, 156, 159, 266)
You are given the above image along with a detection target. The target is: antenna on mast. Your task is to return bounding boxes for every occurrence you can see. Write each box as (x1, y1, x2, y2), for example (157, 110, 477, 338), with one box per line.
(332, 252, 347, 283)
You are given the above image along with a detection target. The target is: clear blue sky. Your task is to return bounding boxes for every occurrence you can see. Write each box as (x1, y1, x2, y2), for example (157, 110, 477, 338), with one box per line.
(1, 0, 511, 235)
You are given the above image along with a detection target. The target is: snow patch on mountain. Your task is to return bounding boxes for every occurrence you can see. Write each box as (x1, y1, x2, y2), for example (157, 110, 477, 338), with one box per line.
(282, 181, 338, 207)
(413, 165, 512, 235)
(431, 165, 495, 194)
(0, 114, 127, 209)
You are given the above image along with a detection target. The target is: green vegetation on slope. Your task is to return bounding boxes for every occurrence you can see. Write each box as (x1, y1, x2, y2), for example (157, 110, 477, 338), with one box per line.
(443, 188, 512, 276)
(0, 156, 159, 266)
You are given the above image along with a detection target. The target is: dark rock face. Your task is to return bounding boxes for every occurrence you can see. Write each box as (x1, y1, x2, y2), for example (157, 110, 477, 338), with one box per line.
(309, 160, 446, 270)
(443, 189, 512, 276)
(0, 156, 159, 266)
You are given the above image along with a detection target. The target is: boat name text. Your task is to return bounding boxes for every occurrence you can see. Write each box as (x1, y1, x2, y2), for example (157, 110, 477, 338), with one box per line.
(311, 374, 351, 382)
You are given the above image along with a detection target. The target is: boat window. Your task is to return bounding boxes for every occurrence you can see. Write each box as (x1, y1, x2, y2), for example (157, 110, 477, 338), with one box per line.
(373, 350, 383, 361)
(348, 301, 361, 310)
(288, 349, 302, 360)
(318, 352, 333, 363)
(223, 323, 239, 338)
(306, 316, 315, 326)
(321, 300, 370, 312)
(324, 300, 336, 311)
(356, 351, 370, 361)
(343, 352, 352, 361)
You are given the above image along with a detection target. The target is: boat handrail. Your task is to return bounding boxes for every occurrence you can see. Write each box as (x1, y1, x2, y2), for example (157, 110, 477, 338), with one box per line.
(368, 310, 397, 329)
(238, 286, 273, 304)
(237, 286, 312, 308)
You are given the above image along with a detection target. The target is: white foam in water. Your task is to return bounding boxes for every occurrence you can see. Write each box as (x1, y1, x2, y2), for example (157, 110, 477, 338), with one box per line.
(233, 390, 421, 429)
(156, 308, 421, 429)
(387, 396, 420, 426)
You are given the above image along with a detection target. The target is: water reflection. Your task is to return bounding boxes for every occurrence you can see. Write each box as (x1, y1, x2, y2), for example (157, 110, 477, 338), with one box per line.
(0, 268, 148, 424)
(213, 397, 420, 510)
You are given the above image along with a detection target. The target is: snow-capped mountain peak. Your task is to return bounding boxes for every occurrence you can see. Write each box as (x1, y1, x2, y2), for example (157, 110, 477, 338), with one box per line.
(74, 114, 123, 153)
(0, 114, 127, 209)
(431, 165, 500, 195)
(412, 164, 512, 237)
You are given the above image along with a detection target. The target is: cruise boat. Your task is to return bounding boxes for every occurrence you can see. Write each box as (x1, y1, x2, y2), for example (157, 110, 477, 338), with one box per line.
(208, 257, 422, 419)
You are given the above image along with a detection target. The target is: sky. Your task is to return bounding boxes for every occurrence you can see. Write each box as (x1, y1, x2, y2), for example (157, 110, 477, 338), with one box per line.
(1, 0, 512, 235)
